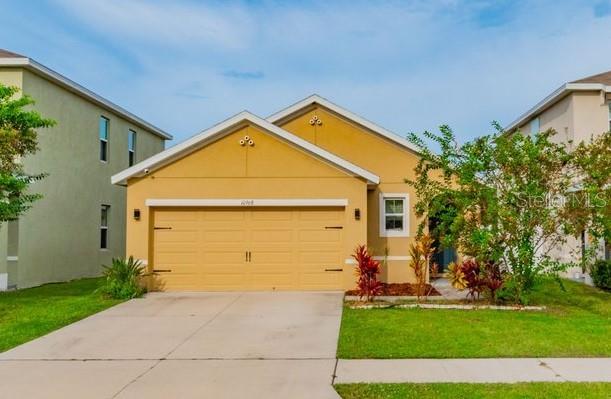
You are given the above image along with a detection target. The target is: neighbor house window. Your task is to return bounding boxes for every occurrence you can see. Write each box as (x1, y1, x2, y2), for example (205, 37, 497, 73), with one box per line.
(608, 103, 611, 131)
(379, 193, 409, 237)
(99, 116, 109, 162)
(100, 205, 110, 249)
(530, 117, 540, 136)
(128, 129, 136, 166)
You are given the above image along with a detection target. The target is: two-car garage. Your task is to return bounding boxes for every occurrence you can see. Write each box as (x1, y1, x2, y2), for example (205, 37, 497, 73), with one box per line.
(151, 206, 346, 291)
(113, 113, 378, 292)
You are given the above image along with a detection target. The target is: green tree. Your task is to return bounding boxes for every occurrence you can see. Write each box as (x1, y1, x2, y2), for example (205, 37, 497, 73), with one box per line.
(406, 124, 573, 301)
(0, 83, 55, 221)
(564, 131, 611, 270)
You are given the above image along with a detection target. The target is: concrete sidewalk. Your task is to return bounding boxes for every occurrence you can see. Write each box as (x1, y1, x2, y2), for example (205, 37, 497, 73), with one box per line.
(334, 358, 611, 384)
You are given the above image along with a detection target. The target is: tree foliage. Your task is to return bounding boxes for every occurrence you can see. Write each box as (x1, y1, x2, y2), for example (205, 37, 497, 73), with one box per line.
(0, 83, 55, 221)
(564, 131, 611, 242)
(406, 124, 574, 300)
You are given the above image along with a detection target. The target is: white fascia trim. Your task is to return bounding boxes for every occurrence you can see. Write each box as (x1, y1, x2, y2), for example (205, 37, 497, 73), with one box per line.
(266, 94, 421, 154)
(505, 82, 609, 132)
(146, 198, 348, 207)
(6, 256, 18, 261)
(379, 192, 410, 238)
(0, 57, 172, 140)
(112, 111, 380, 185)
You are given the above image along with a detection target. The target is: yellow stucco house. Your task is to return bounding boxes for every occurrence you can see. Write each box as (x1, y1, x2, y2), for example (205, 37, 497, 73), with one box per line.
(112, 95, 436, 291)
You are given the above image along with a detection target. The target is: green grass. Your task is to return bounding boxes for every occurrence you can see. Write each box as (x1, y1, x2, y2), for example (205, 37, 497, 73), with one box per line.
(334, 383, 611, 399)
(0, 278, 123, 352)
(338, 279, 611, 358)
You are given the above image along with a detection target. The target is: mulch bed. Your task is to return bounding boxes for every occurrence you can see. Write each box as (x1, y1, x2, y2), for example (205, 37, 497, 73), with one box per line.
(346, 282, 441, 296)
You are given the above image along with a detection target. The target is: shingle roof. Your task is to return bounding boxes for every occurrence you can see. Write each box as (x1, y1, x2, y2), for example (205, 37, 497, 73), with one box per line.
(571, 70, 611, 85)
(0, 49, 25, 58)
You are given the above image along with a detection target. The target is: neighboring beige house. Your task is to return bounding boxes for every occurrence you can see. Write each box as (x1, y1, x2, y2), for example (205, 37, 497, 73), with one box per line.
(0, 49, 172, 290)
(506, 70, 611, 276)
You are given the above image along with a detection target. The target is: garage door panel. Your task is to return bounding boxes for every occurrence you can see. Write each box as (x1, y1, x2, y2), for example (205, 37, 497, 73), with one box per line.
(250, 229, 293, 242)
(202, 230, 247, 242)
(251, 210, 293, 221)
(298, 209, 343, 221)
(251, 250, 293, 264)
(299, 250, 341, 264)
(300, 272, 342, 289)
(201, 251, 246, 265)
(298, 229, 341, 242)
(202, 273, 250, 288)
(153, 207, 344, 291)
(250, 272, 294, 289)
(155, 231, 198, 243)
(202, 210, 247, 221)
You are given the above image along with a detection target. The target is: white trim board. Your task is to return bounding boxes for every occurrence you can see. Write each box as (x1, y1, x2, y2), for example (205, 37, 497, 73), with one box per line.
(6, 256, 18, 261)
(0, 56, 172, 140)
(0, 273, 7, 291)
(112, 111, 380, 185)
(146, 198, 348, 207)
(267, 94, 421, 154)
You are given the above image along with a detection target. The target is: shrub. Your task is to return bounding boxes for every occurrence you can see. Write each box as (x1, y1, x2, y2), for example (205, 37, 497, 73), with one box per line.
(591, 260, 611, 290)
(447, 261, 466, 289)
(450, 259, 505, 303)
(99, 256, 145, 299)
(352, 245, 383, 302)
(408, 234, 436, 302)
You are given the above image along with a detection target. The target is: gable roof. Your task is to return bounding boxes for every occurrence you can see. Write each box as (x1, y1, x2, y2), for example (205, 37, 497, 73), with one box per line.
(505, 71, 611, 132)
(0, 49, 172, 140)
(267, 94, 421, 154)
(571, 70, 611, 85)
(111, 111, 380, 186)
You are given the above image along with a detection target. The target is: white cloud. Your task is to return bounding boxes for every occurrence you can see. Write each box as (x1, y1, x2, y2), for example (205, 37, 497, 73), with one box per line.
(20, 0, 611, 144)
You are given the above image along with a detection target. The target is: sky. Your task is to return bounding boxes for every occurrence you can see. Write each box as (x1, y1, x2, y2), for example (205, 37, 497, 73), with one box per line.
(2, 0, 611, 145)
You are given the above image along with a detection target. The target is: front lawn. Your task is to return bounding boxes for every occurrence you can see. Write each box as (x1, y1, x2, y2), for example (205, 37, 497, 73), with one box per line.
(335, 382, 611, 399)
(338, 279, 611, 358)
(0, 278, 122, 352)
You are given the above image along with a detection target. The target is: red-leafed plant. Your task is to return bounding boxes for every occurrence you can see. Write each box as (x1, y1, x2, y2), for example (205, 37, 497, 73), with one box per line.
(352, 245, 383, 302)
(460, 259, 484, 300)
(453, 259, 505, 303)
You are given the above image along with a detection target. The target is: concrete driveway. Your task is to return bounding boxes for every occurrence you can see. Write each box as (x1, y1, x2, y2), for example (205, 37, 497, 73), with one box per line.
(0, 291, 344, 398)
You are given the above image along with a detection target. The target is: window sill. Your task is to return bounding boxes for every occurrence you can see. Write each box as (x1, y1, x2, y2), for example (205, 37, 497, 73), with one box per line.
(380, 231, 409, 238)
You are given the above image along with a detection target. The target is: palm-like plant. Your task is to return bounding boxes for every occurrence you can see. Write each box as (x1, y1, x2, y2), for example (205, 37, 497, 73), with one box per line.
(100, 256, 145, 299)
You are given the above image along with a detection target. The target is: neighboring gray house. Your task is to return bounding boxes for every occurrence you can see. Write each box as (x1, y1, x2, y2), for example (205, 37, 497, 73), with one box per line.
(0, 49, 172, 290)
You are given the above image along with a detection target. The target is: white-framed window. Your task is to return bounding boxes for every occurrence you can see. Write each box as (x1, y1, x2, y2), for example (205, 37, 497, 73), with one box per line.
(100, 205, 110, 249)
(128, 129, 136, 166)
(530, 117, 540, 136)
(99, 116, 109, 162)
(379, 193, 409, 237)
(608, 103, 611, 131)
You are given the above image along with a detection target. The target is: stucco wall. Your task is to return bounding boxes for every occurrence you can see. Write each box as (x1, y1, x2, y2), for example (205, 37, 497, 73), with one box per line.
(0, 67, 166, 288)
(126, 123, 369, 290)
(277, 105, 424, 283)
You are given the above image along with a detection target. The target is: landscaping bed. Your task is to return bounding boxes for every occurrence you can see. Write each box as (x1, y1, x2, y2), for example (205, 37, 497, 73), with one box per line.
(0, 278, 123, 352)
(335, 382, 611, 399)
(346, 283, 441, 297)
(338, 279, 611, 358)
